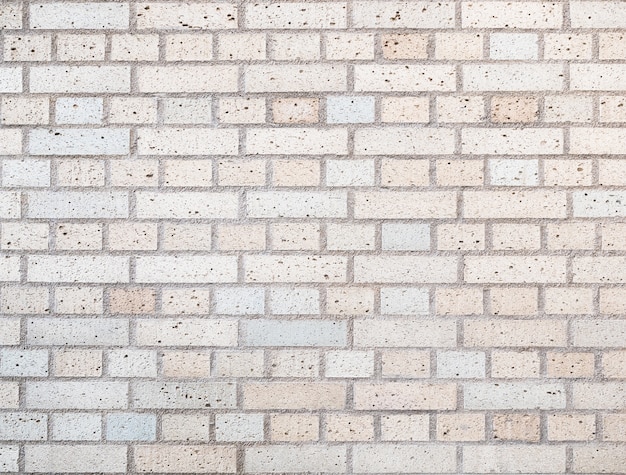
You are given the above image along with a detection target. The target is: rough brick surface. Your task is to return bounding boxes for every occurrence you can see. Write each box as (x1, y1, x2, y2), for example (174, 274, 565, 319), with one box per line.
(0, 1, 624, 473)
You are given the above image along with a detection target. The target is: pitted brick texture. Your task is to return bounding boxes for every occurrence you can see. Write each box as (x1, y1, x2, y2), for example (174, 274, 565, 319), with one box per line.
(0, 1, 625, 473)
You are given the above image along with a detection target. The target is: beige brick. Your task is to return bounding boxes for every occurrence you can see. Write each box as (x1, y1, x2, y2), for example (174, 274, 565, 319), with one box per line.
(436, 159, 484, 186)
(381, 350, 430, 378)
(4, 34, 50, 62)
(492, 414, 540, 441)
(437, 413, 485, 441)
(544, 159, 593, 186)
(134, 446, 236, 474)
(161, 415, 210, 442)
(326, 287, 374, 315)
(108, 223, 157, 251)
(162, 351, 211, 378)
(435, 287, 483, 316)
(547, 352, 594, 378)
(1, 97, 49, 125)
(491, 96, 538, 123)
(491, 350, 540, 378)
(53, 349, 102, 377)
(163, 224, 212, 251)
(435, 32, 483, 60)
(272, 98, 319, 124)
(437, 96, 485, 123)
(490, 287, 538, 315)
(109, 288, 155, 315)
(243, 382, 345, 410)
(270, 414, 319, 442)
(381, 97, 429, 123)
(465, 319, 567, 347)
(217, 224, 266, 251)
(545, 33, 592, 59)
(548, 414, 596, 441)
(57, 34, 104, 61)
(214, 350, 264, 378)
(270, 33, 320, 60)
(381, 33, 428, 59)
(599, 33, 626, 59)
(111, 34, 159, 61)
(218, 160, 265, 187)
(136, 3, 237, 30)
(272, 159, 320, 187)
(165, 34, 212, 61)
(246, 65, 346, 92)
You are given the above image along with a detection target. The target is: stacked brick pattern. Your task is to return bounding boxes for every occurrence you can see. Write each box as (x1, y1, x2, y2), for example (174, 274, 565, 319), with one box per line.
(0, 1, 625, 473)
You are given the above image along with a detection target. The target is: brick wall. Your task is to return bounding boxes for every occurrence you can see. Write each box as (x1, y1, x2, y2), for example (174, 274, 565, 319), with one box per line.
(0, 1, 625, 473)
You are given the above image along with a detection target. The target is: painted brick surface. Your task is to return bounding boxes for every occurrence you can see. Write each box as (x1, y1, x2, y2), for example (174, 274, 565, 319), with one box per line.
(0, 1, 623, 474)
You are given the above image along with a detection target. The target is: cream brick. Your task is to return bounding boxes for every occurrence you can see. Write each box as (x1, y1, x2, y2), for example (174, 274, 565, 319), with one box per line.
(108, 223, 158, 251)
(56, 34, 105, 61)
(1, 287, 48, 314)
(161, 415, 210, 442)
(545, 95, 593, 122)
(28, 256, 128, 283)
(462, 128, 562, 154)
(326, 287, 374, 315)
(572, 319, 626, 347)
(326, 33, 374, 60)
(548, 222, 595, 250)
(352, 445, 456, 473)
(248, 128, 346, 155)
(573, 382, 626, 409)
(545, 287, 594, 315)
(355, 256, 458, 283)
(354, 192, 456, 218)
(54, 287, 102, 315)
(603, 414, 626, 441)
(465, 382, 565, 410)
(355, 65, 456, 92)
(268, 414, 317, 442)
(571, 2, 626, 28)
(465, 319, 567, 347)
(465, 256, 566, 283)
(573, 257, 626, 282)
(161, 289, 211, 316)
(243, 382, 345, 410)
(599, 159, 626, 185)
(136, 3, 237, 29)
(109, 98, 157, 124)
(246, 65, 346, 92)
(545, 33, 592, 59)
(57, 160, 105, 187)
(325, 351, 374, 378)
(245, 446, 346, 474)
(219, 97, 266, 124)
(137, 66, 238, 93)
(1, 97, 48, 125)
(437, 96, 485, 123)
(464, 190, 566, 218)
(30, 66, 129, 93)
(352, 2, 455, 28)
(547, 352, 594, 378)
(50, 413, 100, 441)
(355, 382, 457, 410)
(270, 33, 320, 61)
(326, 414, 374, 441)
(218, 33, 266, 60)
(492, 223, 540, 250)
(272, 98, 319, 124)
(271, 223, 320, 250)
(244, 255, 347, 283)
(490, 33, 538, 60)
(273, 159, 320, 186)
(217, 224, 266, 251)
(544, 159, 593, 186)
(111, 34, 159, 61)
(382, 34, 428, 59)
(162, 351, 210, 378)
(572, 65, 626, 91)
(436, 287, 483, 315)
(26, 382, 128, 409)
(165, 34, 212, 61)
(355, 319, 456, 348)
(30, 129, 129, 155)
(0, 319, 20, 346)
(573, 445, 626, 473)
(133, 382, 236, 409)
(491, 287, 538, 315)
(327, 223, 375, 251)
(267, 350, 319, 377)
(135, 192, 237, 219)
(464, 446, 565, 473)
(0, 3, 21, 29)
(27, 318, 127, 346)
(464, 64, 563, 91)
(138, 128, 237, 156)
(247, 3, 345, 29)
(214, 350, 264, 378)
(381, 415, 430, 441)
(25, 446, 126, 473)
(134, 446, 236, 474)
(490, 96, 538, 123)
(135, 256, 237, 283)
(163, 224, 212, 251)
(219, 159, 266, 186)
(55, 223, 102, 250)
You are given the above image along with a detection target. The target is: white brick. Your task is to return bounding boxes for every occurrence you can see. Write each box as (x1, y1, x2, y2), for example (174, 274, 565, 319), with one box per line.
(462, 128, 562, 154)
(465, 382, 566, 409)
(270, 287, 320, 315)
(25, 445, 126, 473)
(490, 33, 538, 60)
(462, 2, 563, 28)
(464, 64, 563, 91)
(136, 2, 237, 29)
(246, 65, 346, 92)
(355, 65, 455, 92)
(30, 3, 128, 29)
(28, 256, 128, 283)
(0, 446, 18, 472)
(26, 382, 128, 409)
(136, 319, 237, 347)
(138, 66, 238, 93)
(29, 129, 129, 155)
(0, 413, 47, 441)
(55, 98, 102, 125)
(380, 287, 429, 315)
(135, 192, 238, 219)
(246, 3, 346, 29)
(28, 191, 127, 218)
(355, 256, 458, 283)
(247, 191, 346, 218)
(137, 128, 237, 156)
(0, 130, 22, 155)
(247, 128, 347, 155)
(30, 66, 130, 93)
(352, 445, 456, 473)
(135, 256, 238, 283)
(463, 446, 566, 473)
(352, 2, 455, 28)
(355, 128, 455, 155)
(27, 318, 128, 346)
(51, 413, 101, 441)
